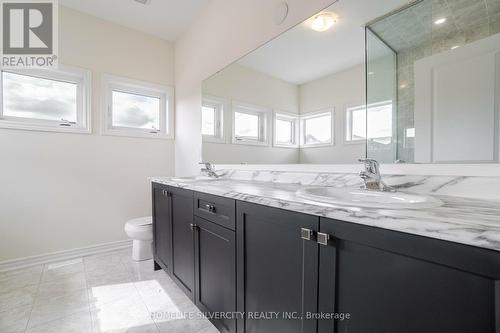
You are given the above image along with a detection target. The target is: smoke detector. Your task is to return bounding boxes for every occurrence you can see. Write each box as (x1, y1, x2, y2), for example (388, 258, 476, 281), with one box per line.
(134, 0, 151, 5)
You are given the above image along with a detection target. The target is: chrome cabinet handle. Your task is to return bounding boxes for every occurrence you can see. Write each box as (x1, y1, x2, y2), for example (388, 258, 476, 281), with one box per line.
(317, 232, 331, 246)
(301, 228, 313, 241)
(190, 223, 198, 231)
(204, 204, 216, 213)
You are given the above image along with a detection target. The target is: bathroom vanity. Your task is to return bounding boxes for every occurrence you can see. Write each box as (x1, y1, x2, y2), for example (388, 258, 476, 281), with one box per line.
(151, 172, 500, 333)
(155, 0, 500, 331)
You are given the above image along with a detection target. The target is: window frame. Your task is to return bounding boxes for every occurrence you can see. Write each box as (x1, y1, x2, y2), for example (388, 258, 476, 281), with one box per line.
(231, 101, 270, 146)
(273, 110, 299, 148)
(300, 108, 335, 148)
(101, 74, 174, 139)
(202, 95, 226, 144)
(0, 65, 91, 134)
(344, 101, 393, 145)
(344, 104, 367, 145)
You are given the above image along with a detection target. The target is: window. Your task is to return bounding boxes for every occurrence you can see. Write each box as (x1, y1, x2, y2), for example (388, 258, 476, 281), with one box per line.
(0, 66, 91, 133)
(101, 74, 174, 139)
(202, 95, 225, 143)
(345, 101, 393, 144)
(300, 109, 334, 147)
(273, 111, 299, 148)
(345, 105, 367, 142)
(232, 102, 270, 146)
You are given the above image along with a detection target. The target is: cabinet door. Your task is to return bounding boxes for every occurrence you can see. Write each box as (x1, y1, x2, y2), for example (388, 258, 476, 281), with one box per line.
(152, 184, 172, 273)
(170, 187, 195, 300)
(194, 217, 236, 333)
(318, 218, 500, 333)
(237, 201, 319, 333)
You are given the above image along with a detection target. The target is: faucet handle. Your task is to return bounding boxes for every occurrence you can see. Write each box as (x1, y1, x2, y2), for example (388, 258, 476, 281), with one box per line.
(199, 162, 212, 169)
(358, 158, 379, 173)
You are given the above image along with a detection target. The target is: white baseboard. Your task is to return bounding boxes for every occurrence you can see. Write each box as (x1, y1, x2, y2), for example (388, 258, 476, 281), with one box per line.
(0, 239, 132, 273)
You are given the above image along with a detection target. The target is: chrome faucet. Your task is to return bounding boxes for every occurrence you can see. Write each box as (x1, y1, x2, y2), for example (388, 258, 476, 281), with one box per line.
(199, 162, 219, 178)
(358, 158, 394, 192)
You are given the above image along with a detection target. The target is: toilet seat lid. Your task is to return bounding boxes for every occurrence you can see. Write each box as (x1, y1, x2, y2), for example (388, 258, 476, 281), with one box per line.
(126, 216, 152, 227)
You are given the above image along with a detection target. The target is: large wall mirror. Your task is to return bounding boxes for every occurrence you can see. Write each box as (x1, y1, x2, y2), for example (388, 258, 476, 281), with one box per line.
(367, 0, 500, 164)
(201, 0, 407, 164)
(201, 0, 499, 164)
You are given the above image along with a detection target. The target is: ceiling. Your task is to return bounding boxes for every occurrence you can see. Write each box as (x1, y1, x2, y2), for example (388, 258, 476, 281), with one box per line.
(59, 0, 209, 42)
(237, 0, 410, 85)
(370, 0, 500, 52)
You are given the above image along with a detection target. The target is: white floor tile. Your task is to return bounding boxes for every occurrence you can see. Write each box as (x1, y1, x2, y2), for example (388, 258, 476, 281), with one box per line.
(0, 248, 217, 333)
(88, 281, 141, 310)
(26, 310, 92, 333)
(91, 294, 159, 333)
(134, 277, 191, 313)
(37, 272, 87, 300)
(0, 285, 38, 312)
(28, 288, 89, 328)
(0, 267, 42, 294)
(0, 304, 32, 333)
(41, 260, 84, 282)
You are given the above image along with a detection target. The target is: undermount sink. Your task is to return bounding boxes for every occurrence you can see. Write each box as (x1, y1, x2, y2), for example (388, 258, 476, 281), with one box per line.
(170, 176, 218, 182)
(296, 187, 443, 210)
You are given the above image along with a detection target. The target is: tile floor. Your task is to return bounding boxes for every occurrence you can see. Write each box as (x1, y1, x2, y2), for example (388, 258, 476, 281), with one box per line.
(0, 248, 218, 333)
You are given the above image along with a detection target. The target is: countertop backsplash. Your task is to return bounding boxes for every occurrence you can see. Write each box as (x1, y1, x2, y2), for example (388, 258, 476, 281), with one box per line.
(219, 169, 500, 202)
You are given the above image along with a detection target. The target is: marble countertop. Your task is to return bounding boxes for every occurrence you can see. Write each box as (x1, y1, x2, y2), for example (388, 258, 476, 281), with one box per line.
(150, 173, 500, 252)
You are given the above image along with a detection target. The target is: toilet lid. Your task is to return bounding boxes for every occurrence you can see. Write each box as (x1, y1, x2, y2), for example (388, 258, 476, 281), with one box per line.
(126, 216, 152, 227)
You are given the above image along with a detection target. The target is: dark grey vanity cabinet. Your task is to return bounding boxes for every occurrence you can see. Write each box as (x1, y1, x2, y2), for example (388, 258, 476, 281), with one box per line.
(194, 216, 236, 333)
(318, 218, 500, 333)
(236, 201, 319, 333)
(153, 185, 237, 333)
(153, 183, 500, 333)
(169, 186, 196, 300)
(192, 191, 237, 333)
(152, 183, 172, 273)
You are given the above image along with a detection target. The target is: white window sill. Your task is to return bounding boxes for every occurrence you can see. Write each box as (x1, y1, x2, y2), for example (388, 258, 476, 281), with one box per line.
(0, 121, 91, 134)
(301, 142, 335, 148)
(203, 135, 226, 144)
(274, 143, 299, 149)
(232, 138, 269, 147)
(343, 139, 366, 145)
(102, 128, 173, 140)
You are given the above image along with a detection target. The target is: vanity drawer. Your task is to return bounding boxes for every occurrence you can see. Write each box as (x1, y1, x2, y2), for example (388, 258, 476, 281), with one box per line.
(193, 192, 235, 230)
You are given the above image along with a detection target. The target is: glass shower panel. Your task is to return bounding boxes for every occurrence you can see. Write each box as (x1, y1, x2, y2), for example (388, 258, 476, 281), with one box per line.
(365, 29, 397, 163)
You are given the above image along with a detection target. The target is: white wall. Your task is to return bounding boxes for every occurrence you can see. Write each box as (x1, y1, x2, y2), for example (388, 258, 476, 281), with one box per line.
(299, 65, 366, 163)
(174, 0, 336, 176)
(202, 63, 299, 164)
(0, 6, 175, 261)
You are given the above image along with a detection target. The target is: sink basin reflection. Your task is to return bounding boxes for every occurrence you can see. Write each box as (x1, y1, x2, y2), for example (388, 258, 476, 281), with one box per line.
(170, 176, 218, 182)
(296, 187, 443, 210)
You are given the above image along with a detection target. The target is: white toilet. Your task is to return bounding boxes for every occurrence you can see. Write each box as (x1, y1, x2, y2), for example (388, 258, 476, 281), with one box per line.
(124, 216, 153, 261)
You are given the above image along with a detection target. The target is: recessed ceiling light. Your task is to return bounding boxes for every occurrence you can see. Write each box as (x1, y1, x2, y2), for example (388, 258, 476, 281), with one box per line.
(134, 0, 151, 5)
(434, 18, 446, 25)
(311, 12, 338, 32)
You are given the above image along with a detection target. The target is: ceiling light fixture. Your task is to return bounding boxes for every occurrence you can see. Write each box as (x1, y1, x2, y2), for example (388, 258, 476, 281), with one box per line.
(450, 45, 460, 50)
(434, 18, 446, 25)
(134, 0, 151, 5)
(311, 12, 337, 32)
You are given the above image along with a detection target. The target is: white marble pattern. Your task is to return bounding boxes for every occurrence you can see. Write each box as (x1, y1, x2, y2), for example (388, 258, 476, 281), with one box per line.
(0, 249, 217, 333)
(151, 170, 500, 252)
